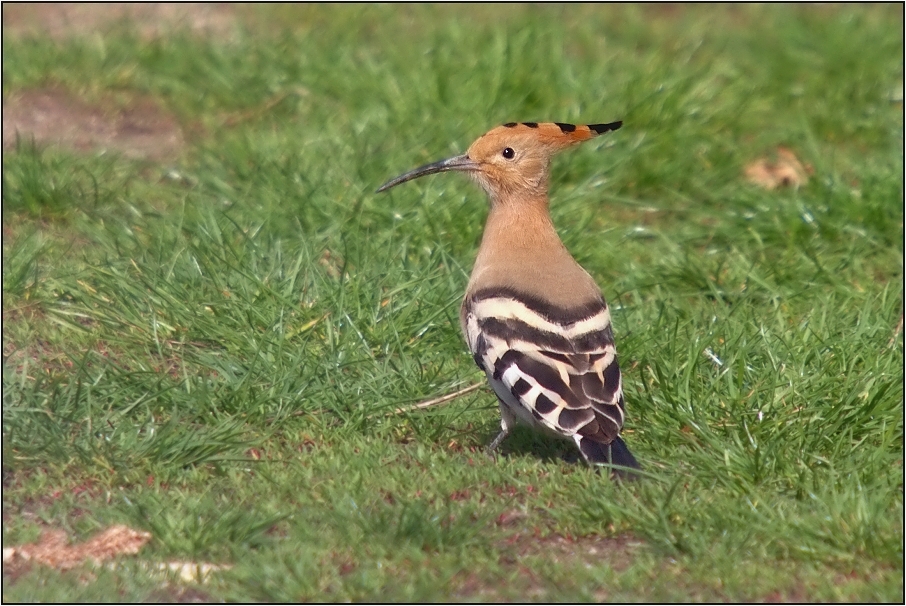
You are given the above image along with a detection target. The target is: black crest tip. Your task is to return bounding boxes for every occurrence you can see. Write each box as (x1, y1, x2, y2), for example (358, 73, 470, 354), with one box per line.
(588, 121, 622, 134)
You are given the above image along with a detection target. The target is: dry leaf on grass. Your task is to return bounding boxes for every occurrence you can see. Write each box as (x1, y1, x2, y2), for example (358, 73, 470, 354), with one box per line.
(3, 525, 151, 571)
(318, 249, 343, 278)
(744, 147, 812, 190)
(4, 526, 230, 585)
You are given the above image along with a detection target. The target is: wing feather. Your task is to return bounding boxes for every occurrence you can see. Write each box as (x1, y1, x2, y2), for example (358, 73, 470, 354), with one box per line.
(462, 291, 625, 443)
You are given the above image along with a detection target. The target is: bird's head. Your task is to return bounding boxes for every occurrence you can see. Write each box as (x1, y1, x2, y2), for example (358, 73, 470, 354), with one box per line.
(377, 121, 621, 203)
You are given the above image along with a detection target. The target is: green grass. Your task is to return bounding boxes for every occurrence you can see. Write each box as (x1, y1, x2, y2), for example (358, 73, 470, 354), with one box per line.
(2, 4, 903, 601)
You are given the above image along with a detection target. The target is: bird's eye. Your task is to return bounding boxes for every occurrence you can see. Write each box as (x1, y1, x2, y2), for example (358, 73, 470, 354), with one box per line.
(502, 147, 515, 160)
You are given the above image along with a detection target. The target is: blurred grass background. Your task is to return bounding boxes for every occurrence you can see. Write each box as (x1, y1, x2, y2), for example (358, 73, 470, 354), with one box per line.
(2, 4, 903, 601)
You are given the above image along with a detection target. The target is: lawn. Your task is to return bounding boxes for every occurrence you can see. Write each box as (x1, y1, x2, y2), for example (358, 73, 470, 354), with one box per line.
(2, 4, 903, 602)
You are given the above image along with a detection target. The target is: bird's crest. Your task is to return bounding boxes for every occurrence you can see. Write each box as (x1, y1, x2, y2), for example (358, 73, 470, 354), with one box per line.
(489, 121, 622, 151)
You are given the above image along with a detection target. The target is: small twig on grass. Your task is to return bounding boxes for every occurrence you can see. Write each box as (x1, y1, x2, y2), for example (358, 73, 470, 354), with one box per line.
(221, 90, 300, 126)
(889, 312, 904, 348)
(393, 383, 483, 415)
(280, 409, 320, 420)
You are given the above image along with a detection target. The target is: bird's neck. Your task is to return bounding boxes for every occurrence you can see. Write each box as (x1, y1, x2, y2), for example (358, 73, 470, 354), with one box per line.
(479, 196, 563, 256)
(466, 194, 601, 307)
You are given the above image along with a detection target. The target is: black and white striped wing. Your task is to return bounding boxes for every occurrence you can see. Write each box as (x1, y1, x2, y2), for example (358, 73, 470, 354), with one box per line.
(462, 288, 626, 445)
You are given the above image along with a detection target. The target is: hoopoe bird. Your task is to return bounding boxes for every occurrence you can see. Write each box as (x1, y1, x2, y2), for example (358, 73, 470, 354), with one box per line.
(378, 121, 641, 475)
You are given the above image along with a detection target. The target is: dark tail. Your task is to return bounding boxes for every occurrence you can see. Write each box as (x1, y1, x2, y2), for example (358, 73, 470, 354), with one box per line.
(576, 435, 642, 479)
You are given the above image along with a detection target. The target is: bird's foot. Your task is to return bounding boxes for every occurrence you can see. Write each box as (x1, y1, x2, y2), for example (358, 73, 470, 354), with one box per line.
(485, 429, 509, 460)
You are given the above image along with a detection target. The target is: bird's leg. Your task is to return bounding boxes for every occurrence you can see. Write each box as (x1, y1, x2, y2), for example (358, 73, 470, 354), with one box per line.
(486, 427, 509, 456)
(486, 401, 515, 459)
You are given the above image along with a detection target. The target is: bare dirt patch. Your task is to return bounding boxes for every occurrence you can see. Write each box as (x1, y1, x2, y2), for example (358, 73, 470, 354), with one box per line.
(3, 88, 185, 161)
(2, 3, 237, 40)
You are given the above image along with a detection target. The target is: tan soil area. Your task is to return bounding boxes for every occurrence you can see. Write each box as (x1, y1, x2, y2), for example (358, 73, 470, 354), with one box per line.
(2, 3, 236, 40)
(3, 88, 185, 160)
(2, 3, 240, 159)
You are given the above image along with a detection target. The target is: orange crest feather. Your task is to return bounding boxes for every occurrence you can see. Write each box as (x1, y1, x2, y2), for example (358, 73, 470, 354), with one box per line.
(493, 121, 621, 150)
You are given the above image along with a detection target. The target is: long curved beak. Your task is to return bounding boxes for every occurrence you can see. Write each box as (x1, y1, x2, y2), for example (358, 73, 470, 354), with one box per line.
(376, 154, 480, 193)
